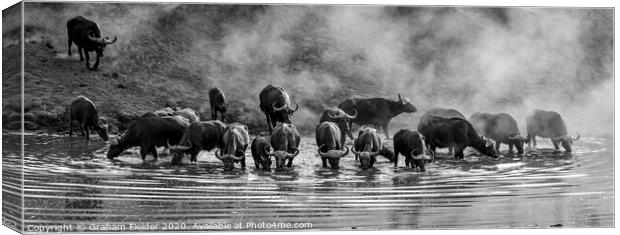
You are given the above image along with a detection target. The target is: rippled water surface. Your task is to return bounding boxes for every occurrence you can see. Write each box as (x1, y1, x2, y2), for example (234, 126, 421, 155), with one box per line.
(2, 133, 614, 231)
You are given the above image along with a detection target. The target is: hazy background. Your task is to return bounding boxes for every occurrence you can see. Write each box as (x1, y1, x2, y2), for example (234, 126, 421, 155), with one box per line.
(5, 3, 613, 135)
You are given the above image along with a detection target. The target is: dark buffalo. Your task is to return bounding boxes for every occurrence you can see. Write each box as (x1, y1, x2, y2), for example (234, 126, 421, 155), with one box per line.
(316, 122, 350, 169)
(251, 137, 272, 170)
(318, 107, 357, 145)
(418, 116, 498, 159)
(352, 127, 384, 170)
(172, 108, 200, 123)
(420, 108, 466, 154)
(168, 120, 227, 164)
(209, 87, 227, 121)
(259, 85, 299, 133)
(67, 16, 117, 70)
(265, 122, 301, 171)
(215, 123, 250, 171)
(526, 109, 580, 152)
(107, 116, 190, 160)
(393, 129, 433, 171)
(469, 112, 526, 154)
(69, 95, 108, 140)
(338, 94, 417, 138)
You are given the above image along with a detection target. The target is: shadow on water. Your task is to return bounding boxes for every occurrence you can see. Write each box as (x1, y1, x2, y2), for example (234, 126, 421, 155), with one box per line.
(2, 134, 614, 229)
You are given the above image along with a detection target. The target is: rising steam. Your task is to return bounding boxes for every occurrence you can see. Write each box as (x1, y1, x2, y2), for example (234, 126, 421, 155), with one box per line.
(18, 3, 613, 135)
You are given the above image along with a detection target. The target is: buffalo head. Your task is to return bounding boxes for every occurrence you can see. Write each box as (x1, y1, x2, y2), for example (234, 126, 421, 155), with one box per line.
(107, 137, 125, 159)
(215, 149, 245, 171)
(553, 133, 580, 152)
(478, 136, 498, 158)
(266, 148, 299, 171)
(88, 34, 117, 56)
(398, 94, 417, 113)
(352, 147, 380, 170)
(318, 145, 349, 169)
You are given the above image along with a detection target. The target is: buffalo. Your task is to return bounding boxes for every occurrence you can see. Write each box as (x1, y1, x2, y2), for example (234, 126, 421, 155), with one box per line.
(209, 87, 227, 121)
(69, 95, 108, 140)
(107, 116, 189, 160)
(419, 108, 466, 154)
(338, 94, 417, 138)
(265, 122, 301, 171)
(525, 109, 580, 152)
(67, 16, 117, 70)
(393, 129, 432, 171)
(259, 85, 299, 133)
(215, 123, 250, 171)
(168, 120, 227, 164)
(352, 127, 384, 170)
(418, 116, 498, 159)
(469, 112, 526, 154)
(318, 107, 357, 145)
(316, 122, 350, 169)
(251, 137, 272, 170)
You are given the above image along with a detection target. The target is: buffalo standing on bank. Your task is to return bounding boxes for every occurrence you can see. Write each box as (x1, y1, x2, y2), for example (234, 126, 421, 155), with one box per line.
(67, 16, 117, 70)
(338, 94, 417, 138)
(316, 122, 350, 169)
(209, 88, 227, 121)
(525, 109, 579, 152)
(259, 85, 299, 133)
(69, 95, 108, 140)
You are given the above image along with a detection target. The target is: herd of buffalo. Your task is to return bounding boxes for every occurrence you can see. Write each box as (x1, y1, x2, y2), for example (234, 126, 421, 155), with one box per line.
(66, 16, 580, 172)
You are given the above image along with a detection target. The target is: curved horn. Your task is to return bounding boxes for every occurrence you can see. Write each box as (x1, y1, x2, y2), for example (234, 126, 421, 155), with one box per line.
(272, 102, 286, 111)
(347, 109, 358, 119)
(230, 150, 245, 161)
(291, 102, 299, 112)
(318, 144, 329, 158)
(103, 36, 117, 44)
(370, 150, 381, 157)
(338, 146, 350, 158)
(351, 147, 360, 155)
(286, 148, 300, 159)
(166, 140, 172, 149)
(170, 141, 192, 151)
(572, 133, 581, 141)
(328, 111, 341, 119)
(215, 150, 224, 160)
(88, 35, 105, 44)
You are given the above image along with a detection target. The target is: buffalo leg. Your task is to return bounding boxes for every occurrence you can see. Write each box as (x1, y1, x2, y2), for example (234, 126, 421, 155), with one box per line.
(254, 159, 261, 169)
(508, 143, 514, 153)
(69, 117, 74, 137)
(532, 136, 537, 148)
(382, 123, 390, 139)
(448, 147, 454, 155)
(454, 146, 465, 159)
(321, 157, 327, 168)
(78, 47, 84, 61)
(151, 146, 159, 160)
(393, 152, 399, 167)
(189, 148, 200, 163)
(287, 158, 293, 168)
(495, 141, 501, 154)
(82, 123, 90, 140)
(92, 54, 100, 70)
(551, 139, 560, 150)
(241, 158, 246, 168)
(84, 50, 90, 69)
(339, 129, 347, 146)
(139, 145, 150, 161)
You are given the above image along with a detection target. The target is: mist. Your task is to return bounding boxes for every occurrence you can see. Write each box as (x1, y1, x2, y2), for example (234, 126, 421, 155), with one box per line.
(19, 3, 613, 136)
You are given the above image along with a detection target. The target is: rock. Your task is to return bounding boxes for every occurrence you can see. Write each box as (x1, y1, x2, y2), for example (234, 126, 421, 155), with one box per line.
(112, 72, 119, 78)
(102, 73, 109, 77)
(117, 84, 127, 89)
(45, 42, 53, 49)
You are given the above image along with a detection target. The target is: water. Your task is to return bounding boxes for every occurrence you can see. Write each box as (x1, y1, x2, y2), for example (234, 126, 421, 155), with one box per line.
(2, 133, 614, 231)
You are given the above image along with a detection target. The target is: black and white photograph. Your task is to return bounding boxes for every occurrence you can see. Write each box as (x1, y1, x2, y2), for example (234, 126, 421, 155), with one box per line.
(1, 0, 615, 233)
